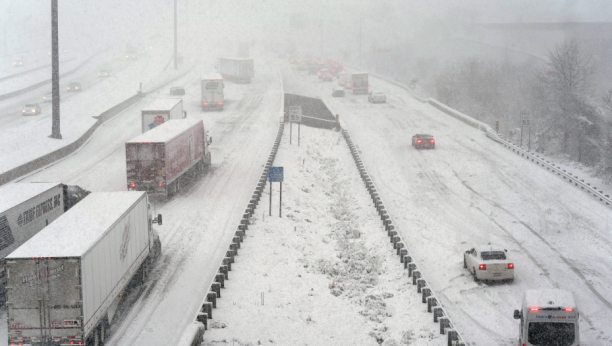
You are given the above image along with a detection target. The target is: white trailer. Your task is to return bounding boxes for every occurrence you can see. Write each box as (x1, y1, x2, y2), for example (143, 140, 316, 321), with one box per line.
(0, 183, 65, 298)
(201, 74, 224, 111)
(351, 72, 369, 94)
(141, 98, 186, 133)
(514, 289, 580, 346)
(5, 191, 162, 346)
(217, 58, 254, 83)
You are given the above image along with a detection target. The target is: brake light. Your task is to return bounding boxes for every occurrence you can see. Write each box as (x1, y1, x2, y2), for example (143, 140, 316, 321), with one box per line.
(158, 183, 164, 187)
(204, 102, 208, 105)
(479, 264, 486, 270)
(130, 184, 136, 188)
(530, 307, 539, 312)
(417, 140, 422, 143)
(430, 139, 435, 143)
(218, 102, 223, 105)
(508, 263, 514, 269)
(565, 308, 573, 312)
(367, 86, 369, 89)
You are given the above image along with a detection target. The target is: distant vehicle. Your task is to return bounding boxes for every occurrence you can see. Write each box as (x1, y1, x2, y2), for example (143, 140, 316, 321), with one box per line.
(141, 98, 186, 133)
(67, 82, 82, 92)
(297, 61, 308, 71)
(332, 88, 345, 97)
(22, 103, 41, 116)
(351, 72, 369, 94)
(6, 191, 161, 346)
(368, 91, 386, 103)
(43, 91, 53, 103)
(464, 245, 514, 282)
(126, 119, 212, 198)
(201, 74, 224, 111)
(218, 58, 254, 83)
(412, 134, 435, 149)
(170, 86, 186, 95)
(322, 72, 333, 82)
(318, 68, 328, 79)
(0, 182, 89, 300)
(514, 289, 580, 346)
(289, 57, 299, 64)
(98, 70, 110, 77)
(13, 60, 23, 67)
(126, 53, 137, 60)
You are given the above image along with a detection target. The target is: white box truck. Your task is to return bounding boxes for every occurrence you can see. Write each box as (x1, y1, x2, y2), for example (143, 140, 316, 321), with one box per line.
(141, 98, 187, 133)
(218, 58, 254, 83)
(5, 191, 162, 346)
(201, 74, 224, 111)
(0, 183, 89, 299)
(513, 289, 580, 346)
(351, 72, 369, 94)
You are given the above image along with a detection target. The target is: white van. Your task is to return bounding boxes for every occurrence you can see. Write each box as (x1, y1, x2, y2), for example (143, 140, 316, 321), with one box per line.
(513, 289, 580, 346)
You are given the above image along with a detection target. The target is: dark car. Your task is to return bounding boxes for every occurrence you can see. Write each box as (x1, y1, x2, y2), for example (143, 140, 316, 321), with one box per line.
(170, 86, 186, 95)
(322, 73, 333, 82)
(332, 88, 345, 97)
(412, 134, 435, 149)
(98, 70, 110, 77)
(67, 82, 82, 92)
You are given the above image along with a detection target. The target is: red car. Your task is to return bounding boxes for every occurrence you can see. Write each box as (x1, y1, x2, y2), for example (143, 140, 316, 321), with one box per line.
(412, 134, 435, 149)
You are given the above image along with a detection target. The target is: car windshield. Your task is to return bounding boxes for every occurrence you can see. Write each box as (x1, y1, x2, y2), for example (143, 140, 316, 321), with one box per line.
(481, 251, 506, 260)
(25, 104, 35, 107)
(528, 322, 575, 346)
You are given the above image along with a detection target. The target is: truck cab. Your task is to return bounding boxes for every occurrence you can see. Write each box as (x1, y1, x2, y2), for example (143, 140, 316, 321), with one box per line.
(514, 289, 580, 346)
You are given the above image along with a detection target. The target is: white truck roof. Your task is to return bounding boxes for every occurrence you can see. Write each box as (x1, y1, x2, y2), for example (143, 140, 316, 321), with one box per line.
(202, 73, 223, 80)
(523, 289, 576, 309)
(127, 119, 202, 144)
(0, 182, 62, 213)
(7, 192, 146, 258)
(143, 98, 182, 112)
(352, 72, 368, 75)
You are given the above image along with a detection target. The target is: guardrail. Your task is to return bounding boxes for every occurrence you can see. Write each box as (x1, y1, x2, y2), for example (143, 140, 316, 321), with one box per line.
(0, 63, 194, 186)
(341, 128, 467, 345)
(345, 64, 612, 207)
(182, 67, 286, 345)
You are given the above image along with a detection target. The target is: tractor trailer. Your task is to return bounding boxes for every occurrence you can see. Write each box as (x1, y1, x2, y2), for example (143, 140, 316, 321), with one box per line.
(5, 191, 162, 346)
(201, 74, 224, 111)
(126, 119, 212, 198)
(218, 58, 254, 83)
(141, 98, 186, 133)
(351, 72, 369, 94)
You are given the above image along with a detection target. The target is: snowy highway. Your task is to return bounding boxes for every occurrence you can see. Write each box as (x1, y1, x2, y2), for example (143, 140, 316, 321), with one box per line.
(11, 55, 283, 346)
(281, 62, 612, 345)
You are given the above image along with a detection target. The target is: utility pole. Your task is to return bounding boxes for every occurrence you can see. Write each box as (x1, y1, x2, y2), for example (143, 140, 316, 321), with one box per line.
(50, 0, 62, 139)
(320, 20, 323, 55)
(359, 18, 362, 66)
(174, 0, 178, 70)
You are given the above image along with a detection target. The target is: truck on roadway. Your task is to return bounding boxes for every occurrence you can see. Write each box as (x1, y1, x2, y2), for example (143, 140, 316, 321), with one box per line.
(201, 74, 224, 111)
(218, 58, 254, 83)
(513, 289, 580, 346)
(0, 183, 89, 298)
(141, 98, 187, 133)
(126, 119, 212, 198)
(351, 72, 369, 94)
(5, 191, 162, 346)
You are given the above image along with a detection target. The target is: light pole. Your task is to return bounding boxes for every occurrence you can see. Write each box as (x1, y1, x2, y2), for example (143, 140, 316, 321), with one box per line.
(174, 0, 178, 70)
(50, 0, 62, 139)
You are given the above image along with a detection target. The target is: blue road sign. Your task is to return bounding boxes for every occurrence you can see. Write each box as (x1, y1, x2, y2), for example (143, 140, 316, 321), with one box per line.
(268, 167, 284, 182)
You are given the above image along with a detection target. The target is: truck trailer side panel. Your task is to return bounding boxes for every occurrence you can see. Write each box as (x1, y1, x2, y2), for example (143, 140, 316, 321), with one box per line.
(164, 122, 205, 184)
(141, 99, 184, 133)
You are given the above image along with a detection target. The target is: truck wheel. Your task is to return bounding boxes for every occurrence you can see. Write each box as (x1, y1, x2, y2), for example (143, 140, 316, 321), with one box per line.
(473, 268, 479, 282)
(463, 258, 467, 269)
(175, 180, 180, 194)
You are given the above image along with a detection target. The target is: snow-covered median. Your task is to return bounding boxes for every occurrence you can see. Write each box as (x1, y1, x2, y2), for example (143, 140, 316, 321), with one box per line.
(203, 124, 444, 346)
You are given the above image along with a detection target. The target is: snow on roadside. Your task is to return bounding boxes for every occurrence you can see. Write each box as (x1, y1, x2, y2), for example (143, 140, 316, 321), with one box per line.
(203, 124, 444, 346)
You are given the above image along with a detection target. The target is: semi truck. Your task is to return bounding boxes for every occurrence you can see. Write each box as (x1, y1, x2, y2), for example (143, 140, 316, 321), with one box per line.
(513, 289, 580, 346)
(5, 191, 162, 346)
(218, 58, 254, 83)
(201, 74, 224, 111)
(0, 183, 89, 298)
(351, 72, 369, 94)
(126, 119, 212, 198)
(141, 98, 187, 133)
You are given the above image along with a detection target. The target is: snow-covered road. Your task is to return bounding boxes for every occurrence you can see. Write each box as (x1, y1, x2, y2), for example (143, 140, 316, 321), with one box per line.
(11, 55, 283, 346)
(281, 62, 612, 345)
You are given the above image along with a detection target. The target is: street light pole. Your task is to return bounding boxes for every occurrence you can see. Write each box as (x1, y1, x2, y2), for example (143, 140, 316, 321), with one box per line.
(174, 0, 178, 70)
(50, 0, 62, 139)
(359, 18, 362, 66)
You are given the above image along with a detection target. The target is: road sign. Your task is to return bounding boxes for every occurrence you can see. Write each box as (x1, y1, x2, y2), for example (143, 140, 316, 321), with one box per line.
(289, 106, 302, 123)
(268, 167, 284, 182)
(521, 112, 531, 127)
